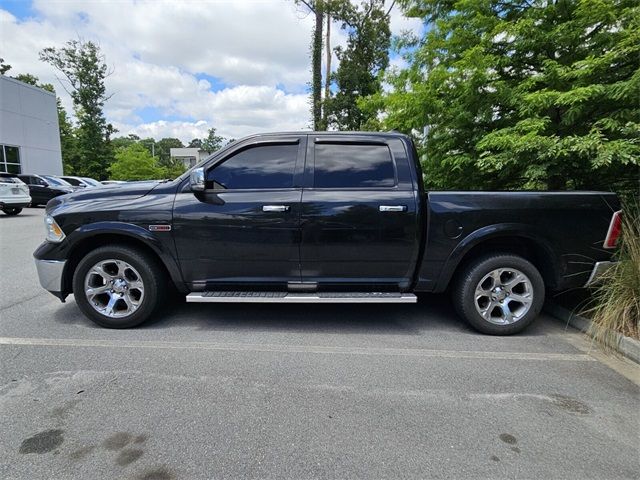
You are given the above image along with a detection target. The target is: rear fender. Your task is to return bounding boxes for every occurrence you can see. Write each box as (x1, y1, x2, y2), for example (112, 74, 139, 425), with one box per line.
(435, 223, 558, 291)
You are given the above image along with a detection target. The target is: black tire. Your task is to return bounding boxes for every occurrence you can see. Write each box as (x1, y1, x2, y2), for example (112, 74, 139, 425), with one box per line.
(452, 254, 545, 335)
(2, 207, 22, 216)
(72, 245, 167, 328)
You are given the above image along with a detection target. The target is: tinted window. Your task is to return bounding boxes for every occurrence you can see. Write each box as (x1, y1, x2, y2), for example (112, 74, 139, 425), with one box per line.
(19, 175, 36, 185)
(43, 176, 72, 187)
(207, 144, 298, 190)
(314, 143, 395, 188)
(62, 177, 82, 186)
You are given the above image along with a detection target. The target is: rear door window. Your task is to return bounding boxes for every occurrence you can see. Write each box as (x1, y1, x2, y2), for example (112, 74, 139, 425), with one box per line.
(314, 143, 395, 188)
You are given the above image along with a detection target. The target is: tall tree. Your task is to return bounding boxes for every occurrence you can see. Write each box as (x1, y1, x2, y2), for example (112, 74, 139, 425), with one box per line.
(371, 0, 639, 196)
(296, 1, 326, 130)
(325, 0, 392, 130)
(201, 127, 224, 153)
(40, 40, 115, 180)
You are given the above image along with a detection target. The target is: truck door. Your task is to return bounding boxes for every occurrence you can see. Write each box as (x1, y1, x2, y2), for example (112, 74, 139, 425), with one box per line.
(299, 136, 420, 291)
(172, 136, 306, 290)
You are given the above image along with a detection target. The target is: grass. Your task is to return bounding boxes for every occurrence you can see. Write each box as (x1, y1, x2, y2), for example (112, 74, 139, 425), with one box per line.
(587, 203, 640, 347)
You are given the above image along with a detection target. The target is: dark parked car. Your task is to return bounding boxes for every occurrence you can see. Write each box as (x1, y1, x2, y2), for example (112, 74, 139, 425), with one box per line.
(33, 132, 621, 334)
(18, 174, 74, 206)
(60, 176, 102, 188)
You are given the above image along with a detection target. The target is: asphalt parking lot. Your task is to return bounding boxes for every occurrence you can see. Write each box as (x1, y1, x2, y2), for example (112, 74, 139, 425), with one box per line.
(1, 208, 638, 480)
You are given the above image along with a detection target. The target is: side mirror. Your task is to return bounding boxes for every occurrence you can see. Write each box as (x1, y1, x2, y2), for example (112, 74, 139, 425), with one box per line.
(190, 167, 205, 192)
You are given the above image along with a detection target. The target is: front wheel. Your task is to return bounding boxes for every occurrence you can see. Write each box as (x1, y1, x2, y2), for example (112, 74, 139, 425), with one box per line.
(72, 245, 167, 328)
(452, 254, 544, 335)
(2, 207, 22, 216)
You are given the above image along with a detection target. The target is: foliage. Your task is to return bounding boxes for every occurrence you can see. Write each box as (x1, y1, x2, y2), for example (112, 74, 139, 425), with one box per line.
(109, 136, 186, 179)
(295, 0, 355, 129)
(57, 100, 79, 175)
(588, 202, 640, 343)
(155, 137, 184, 164)
(109, 144, 166, 181)
(0, 57, 11, 75)
(40, 40, 115, 180)
(111, 134, 140, 151)
(325, 0, 391, 130)
(201, 127, 224, 153)
(368, 0, 640, 195)
(188, 138, 203, 149)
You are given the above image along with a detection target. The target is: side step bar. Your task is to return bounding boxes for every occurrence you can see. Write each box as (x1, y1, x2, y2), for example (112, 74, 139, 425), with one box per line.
(186, 291, 417, 303)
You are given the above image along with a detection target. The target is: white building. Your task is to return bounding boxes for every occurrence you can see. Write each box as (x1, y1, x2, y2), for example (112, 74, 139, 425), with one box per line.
(170, 147, 210, 169)
(0, 75, 63, 175)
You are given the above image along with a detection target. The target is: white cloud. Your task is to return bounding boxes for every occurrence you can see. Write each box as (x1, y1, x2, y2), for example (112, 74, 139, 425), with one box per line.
(388, 2, 423, 38)
(1, 0, 420, 142)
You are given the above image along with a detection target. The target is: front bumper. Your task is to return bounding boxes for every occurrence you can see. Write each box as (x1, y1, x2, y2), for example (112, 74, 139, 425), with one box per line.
(584, 261, 616, 287)
(35, 258, 66, 296)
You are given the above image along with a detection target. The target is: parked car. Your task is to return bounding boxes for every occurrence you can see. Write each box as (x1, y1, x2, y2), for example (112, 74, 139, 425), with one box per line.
(41, 175, 79, 191)
(0, 173, 31, 215)
(18, 174, 74, 207)
(59, 176, 102, 188)
(33, 132, 621, 334)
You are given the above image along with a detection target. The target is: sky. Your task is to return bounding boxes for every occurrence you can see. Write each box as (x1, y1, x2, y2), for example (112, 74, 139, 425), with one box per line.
(0, 0, 422, 143)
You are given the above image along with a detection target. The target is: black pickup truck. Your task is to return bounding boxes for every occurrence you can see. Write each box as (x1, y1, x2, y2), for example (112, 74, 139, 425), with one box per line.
(34, 132, 621, 334)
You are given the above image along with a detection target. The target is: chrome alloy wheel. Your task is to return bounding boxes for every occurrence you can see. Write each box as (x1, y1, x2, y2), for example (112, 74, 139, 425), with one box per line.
(84, 259, 144, 318)
(474, 268, 534, 325)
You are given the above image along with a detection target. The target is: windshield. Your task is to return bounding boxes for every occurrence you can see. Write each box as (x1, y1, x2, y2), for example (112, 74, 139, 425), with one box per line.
(43, 176, 73, 187)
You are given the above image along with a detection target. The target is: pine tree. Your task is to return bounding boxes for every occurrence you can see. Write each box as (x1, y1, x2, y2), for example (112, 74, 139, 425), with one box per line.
(371, 0, 639, 196)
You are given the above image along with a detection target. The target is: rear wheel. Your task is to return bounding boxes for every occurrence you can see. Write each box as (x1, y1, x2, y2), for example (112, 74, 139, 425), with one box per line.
(2, 207, 22, 216)
(72, 245, 167, 328)
(452, 254, 544, 335)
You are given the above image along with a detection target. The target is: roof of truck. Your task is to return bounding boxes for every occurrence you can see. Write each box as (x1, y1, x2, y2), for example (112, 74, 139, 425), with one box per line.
(248, 131, 410, 138)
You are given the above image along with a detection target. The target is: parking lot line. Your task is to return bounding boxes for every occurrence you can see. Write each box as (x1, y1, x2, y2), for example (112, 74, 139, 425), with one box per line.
(0, 336, 595, 361)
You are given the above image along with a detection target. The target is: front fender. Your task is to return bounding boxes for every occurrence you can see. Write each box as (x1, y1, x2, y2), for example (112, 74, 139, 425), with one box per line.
(34, 221, 185, 294)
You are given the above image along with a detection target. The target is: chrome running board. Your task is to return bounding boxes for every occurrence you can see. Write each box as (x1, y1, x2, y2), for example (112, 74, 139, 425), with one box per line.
(186, 291, 417, 303)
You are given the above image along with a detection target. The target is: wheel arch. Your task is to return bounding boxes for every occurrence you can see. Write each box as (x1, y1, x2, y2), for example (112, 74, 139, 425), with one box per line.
(61, 227, 186, 296)
(436, 224, 558, 292)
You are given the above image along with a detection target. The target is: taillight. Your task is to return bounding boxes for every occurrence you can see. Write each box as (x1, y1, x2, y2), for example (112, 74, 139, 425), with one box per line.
(603, 210, 622, 249)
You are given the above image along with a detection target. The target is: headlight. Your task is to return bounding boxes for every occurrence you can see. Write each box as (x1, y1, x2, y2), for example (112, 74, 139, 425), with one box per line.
(44, 215, 66, 243)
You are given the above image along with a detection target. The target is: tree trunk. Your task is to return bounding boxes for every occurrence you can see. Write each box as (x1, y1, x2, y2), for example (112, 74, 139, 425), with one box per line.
(311, 6, 323, 130)
(321, 13, 331, 130)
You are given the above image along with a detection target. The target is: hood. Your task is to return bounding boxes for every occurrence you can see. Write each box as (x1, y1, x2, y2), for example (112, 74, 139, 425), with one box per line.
(47, 181, 163, 213)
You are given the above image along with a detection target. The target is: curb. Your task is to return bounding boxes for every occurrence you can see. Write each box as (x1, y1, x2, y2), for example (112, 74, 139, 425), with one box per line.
(544, 302, 640, 365)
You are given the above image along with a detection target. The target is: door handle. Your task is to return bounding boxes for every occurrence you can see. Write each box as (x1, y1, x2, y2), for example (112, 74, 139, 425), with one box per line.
(379, 205, 407, 212)
(262, 205, 290, 212)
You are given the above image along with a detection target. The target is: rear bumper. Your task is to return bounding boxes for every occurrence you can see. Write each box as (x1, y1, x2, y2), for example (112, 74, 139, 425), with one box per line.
(35, 258, 67, 298)
(0, 197, 31, 209)
(584, 261, 616, 287)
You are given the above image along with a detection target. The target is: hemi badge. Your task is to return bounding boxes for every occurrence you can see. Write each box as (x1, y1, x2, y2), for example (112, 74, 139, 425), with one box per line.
(149, 225, 171, 232)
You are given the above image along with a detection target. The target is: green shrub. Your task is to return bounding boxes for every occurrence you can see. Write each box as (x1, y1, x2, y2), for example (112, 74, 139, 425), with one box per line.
(588, 202, 640, 346)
